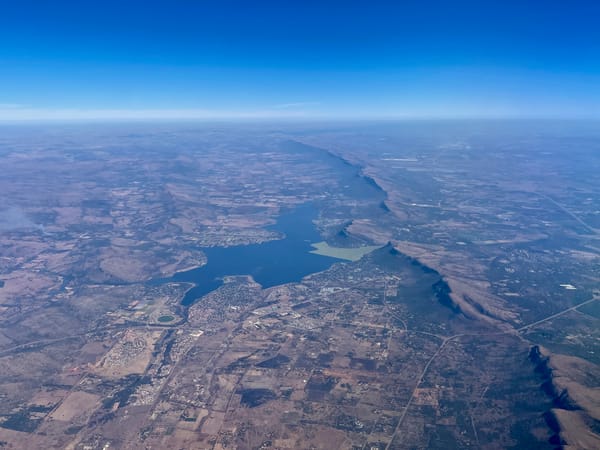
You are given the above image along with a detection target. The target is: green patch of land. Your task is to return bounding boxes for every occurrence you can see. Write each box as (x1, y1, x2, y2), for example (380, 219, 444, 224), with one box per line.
(309, 242, 381, 262)
(157, 315, 175, 323)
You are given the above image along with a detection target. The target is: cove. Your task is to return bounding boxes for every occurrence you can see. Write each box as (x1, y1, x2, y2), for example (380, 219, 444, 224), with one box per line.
(166, 203, 342, 306)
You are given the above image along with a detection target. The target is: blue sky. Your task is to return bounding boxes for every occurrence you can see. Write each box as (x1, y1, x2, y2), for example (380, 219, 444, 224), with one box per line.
(1, 1, 599, 120)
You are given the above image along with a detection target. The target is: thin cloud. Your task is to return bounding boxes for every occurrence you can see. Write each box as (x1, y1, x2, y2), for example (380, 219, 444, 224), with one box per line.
(272, 102, 321, 109)
(0, 107, 313, 121)
(0, 207, 36, 231)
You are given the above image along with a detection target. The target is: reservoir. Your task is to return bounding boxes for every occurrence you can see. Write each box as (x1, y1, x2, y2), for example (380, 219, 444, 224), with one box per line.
(168, 203, 342, 305)
(159, 141, 387, 306)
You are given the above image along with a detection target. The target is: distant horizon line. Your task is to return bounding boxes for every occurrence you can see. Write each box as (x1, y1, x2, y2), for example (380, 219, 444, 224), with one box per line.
(0, 106, 597, 122)
(0, 114, 597, 123)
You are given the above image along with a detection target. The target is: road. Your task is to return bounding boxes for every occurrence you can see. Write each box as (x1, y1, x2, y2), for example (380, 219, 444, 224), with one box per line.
(384, 334, 460, 450)
(383, 295, 598, 449)
(517, 296, 598, 333)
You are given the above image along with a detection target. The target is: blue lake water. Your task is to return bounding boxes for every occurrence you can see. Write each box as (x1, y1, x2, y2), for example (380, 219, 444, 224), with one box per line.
(167, 203, 341, 305)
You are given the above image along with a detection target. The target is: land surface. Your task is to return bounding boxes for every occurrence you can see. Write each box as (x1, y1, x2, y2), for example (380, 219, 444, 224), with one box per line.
(0, 122, 598, 449)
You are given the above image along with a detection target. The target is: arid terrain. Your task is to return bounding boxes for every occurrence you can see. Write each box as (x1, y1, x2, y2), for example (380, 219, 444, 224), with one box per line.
(0, 122, 598, 449)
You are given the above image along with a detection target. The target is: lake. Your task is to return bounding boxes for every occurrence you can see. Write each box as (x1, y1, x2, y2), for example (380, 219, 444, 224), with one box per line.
(167, 203, 342, 305)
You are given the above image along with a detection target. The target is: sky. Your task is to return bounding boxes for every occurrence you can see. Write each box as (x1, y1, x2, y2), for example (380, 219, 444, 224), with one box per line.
(0, 0, 599, 120)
